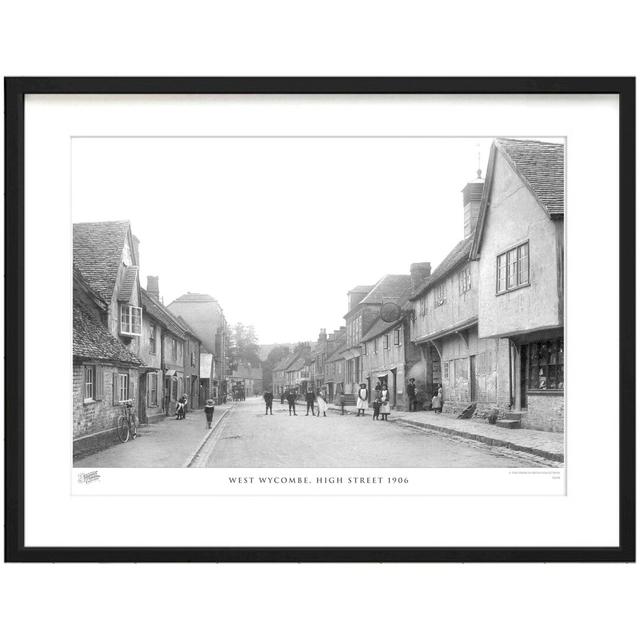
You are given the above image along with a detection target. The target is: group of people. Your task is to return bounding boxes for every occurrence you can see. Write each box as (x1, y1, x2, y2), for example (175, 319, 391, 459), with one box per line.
(355, 382, 391, 421)
(264, 388, 329, 416)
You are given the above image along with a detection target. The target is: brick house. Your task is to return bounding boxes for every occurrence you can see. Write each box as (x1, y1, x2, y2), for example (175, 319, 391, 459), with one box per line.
(470, 138, 564, 432)
(73, 220, 145, 456)
(140, 282, 193, 419)
(341, 285, 374, 395)
(343, 275, 411, 400)
(167, 292, 228, 401)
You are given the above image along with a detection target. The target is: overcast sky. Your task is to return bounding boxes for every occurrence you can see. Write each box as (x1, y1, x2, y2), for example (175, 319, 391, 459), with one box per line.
(72, 136, 492, 344)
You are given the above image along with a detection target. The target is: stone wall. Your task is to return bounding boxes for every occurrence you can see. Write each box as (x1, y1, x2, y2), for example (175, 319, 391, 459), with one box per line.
(522, 393, 565, 432)
(73, 364, 140, 458)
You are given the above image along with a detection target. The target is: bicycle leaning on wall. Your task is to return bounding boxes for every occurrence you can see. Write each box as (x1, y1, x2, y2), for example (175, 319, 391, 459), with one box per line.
(117, 399, 138, 443)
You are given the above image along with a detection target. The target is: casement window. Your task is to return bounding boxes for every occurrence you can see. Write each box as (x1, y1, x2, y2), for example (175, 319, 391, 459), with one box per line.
(434, 283, 446, 307)
(458, 266, 471, 294)
(191, 351, 196, 367)
(419, 297, 427, 317)
(526, 339, 564, 391)
(497, 242, 529, 293)
(120, 305, 142, 336)
(384, 334, 390, 350)
(84, 366, 95, 400)
(393, 328, 401, 346)
(149, 323, 157, 354)
(171, 338, 178, 361)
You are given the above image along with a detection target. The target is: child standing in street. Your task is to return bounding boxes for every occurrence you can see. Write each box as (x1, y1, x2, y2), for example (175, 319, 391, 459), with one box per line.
(204, 398, 215, 429)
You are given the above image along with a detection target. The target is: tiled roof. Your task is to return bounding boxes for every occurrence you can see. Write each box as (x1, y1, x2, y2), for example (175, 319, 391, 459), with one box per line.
(286, 356, 306, 372)
(73, 221, 130, 302)
(349, 285, 374, 294)
(496, 138, 564, 218)
(410, 236, 473, 300)
(117, 266, 139, 303)
(73, 302, 142, 365)
(141, 288, 186, 338)
(360, 274, 412, 305)
(170, 292, 221, 304)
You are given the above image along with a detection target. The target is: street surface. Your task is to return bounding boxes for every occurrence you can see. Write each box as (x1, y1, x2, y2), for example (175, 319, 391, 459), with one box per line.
(206, 397, 545, 468)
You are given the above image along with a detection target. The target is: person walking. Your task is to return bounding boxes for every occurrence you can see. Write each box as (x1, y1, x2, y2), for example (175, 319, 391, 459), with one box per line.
(372, 382, 382, 421)
(305, 388, 316, 416)
(280, 390, 285, 404)
(356, 383, 368, 417)
(379, 384, 391, 421)
(204, 398, 215, 429)
(407, 378, 417, 412)
(263, 390, 274, 415)
(286, 388, 297, 416)
(316, 388, 328, 417)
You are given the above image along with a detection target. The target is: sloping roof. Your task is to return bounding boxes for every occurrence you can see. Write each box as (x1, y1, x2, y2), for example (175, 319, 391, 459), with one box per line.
(360, 274, 412, 305)
(495, 138, 564, 218)
(410, 236, 473, 300)
(140, 288, 186, 338)
(286, 356, 306, 372)
(73, 221, 131, 302)
(170, 292, 220, 304)
(117, 266, 139, 303)
(73, 303, 142, 365)
(349, 285, 374, 294)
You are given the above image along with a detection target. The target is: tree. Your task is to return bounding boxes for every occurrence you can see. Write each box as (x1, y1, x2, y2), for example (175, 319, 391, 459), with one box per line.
(230, 323, 261, 368)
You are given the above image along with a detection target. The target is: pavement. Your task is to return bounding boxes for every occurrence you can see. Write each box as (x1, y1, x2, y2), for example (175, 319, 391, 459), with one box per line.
(325, 402, 564, 463)
(74, 404, 233, 468)
(206, 398, 555, 468)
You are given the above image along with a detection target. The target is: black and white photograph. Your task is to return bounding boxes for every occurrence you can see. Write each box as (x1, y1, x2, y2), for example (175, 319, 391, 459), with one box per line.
(71, 135, 565, 473)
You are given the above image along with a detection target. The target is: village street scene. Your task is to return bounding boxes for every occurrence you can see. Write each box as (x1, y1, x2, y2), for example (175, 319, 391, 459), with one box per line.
(73, 137, 564, 469)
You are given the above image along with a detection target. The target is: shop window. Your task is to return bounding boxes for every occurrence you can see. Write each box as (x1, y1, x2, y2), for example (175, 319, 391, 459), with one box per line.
(526, 339, 564, 391)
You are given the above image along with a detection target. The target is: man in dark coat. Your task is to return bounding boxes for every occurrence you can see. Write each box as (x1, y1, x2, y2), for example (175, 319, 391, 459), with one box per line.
(407, 378, 417, 412)
(263, 390, 274, 415)
(286, 389, 297, 416)
(305, 388, 316, 416)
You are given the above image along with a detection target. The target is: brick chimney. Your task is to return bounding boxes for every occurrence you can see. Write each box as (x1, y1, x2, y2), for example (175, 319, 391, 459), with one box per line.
(410, 262, 431, 295)
(147, 275, 160, 300)
(462, 170, 484, 238)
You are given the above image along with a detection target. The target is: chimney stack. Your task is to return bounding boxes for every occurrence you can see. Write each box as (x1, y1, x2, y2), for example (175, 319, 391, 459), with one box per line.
(147, 275, 160, 300)
(410, 262, 431, 295)
(462, 169, 484, 239)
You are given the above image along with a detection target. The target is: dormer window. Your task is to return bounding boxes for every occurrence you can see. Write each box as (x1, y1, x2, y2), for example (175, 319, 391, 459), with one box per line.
(120, 304, 142, 336)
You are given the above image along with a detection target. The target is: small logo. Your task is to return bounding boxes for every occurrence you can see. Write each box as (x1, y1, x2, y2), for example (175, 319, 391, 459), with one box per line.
(77, 470, 101, 484)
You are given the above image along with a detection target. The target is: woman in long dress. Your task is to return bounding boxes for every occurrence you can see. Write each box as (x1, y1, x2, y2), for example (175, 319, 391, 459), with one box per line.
(356, 383, 368, 417)
(379, 384, 391, 421)
(316, 388, 328, 417)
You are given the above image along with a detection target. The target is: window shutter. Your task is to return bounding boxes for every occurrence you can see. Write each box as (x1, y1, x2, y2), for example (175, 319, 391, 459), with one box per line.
(129, 377, 134, 402)
(113, 371, 118, 405)
(95, 366, 103, 400)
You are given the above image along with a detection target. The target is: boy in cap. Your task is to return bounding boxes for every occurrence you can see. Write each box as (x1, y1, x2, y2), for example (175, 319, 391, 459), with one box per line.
(204, 399, 215, 428)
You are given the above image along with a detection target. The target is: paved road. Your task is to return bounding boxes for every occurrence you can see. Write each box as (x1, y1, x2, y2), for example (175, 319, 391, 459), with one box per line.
(206, 398, 544, 468)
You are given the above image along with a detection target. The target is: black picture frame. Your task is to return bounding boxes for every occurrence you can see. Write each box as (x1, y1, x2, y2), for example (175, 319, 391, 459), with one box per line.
(4, 77, 635, 563)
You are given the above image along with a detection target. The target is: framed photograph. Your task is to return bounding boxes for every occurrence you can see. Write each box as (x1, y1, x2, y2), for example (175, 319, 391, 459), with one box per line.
(5, 77, 635, 562)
